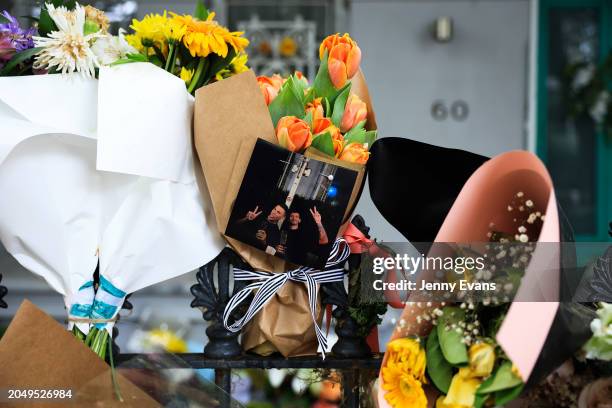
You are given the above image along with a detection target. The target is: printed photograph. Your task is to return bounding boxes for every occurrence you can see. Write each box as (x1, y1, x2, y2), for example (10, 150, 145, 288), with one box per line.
(226, 139, 357, 269)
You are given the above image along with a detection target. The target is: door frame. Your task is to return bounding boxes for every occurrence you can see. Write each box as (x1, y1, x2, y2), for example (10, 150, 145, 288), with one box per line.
(537, 0, 612, 242)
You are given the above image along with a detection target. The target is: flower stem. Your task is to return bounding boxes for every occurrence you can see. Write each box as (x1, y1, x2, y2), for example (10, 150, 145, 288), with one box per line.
(187, 58, 206, 94)
(108, 335, 124, 402)
(165, 42, 176, 72)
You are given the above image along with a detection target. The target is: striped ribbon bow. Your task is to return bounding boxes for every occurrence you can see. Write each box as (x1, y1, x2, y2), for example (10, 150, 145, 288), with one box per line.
(223, 238, 350, 358)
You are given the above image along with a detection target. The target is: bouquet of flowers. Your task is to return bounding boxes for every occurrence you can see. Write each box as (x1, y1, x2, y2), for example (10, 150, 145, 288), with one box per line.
(120, 5, 249, 94)
(367, 140, 595, 407)
(193, 33, 377, 357)
(256, 33, 376, 164)
(0, 1, 229, 361)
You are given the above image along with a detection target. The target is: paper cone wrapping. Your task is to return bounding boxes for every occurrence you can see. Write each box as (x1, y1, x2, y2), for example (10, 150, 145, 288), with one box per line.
(194, 69, 376, 356)
(377, 150, 563, 407)
(0, 63, 224, 334)
(0, 300, 159, 407)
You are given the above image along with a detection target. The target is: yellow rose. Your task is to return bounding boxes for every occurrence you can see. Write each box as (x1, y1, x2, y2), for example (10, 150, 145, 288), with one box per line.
(442, 367, 482, 408)
(468, 342, 495, 378)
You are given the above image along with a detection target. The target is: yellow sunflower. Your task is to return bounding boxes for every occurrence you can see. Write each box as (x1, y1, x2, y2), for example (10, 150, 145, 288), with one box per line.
(382, 363, 428, 408)
(170, 12, 249, 58)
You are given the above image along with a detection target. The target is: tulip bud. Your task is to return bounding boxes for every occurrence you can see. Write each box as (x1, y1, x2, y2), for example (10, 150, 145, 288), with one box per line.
(257, 74, 284, 105)
(468, 342, 495, 378)
(306, 98, 325, 124)
(319, 33, 362, 89)
(276, 116, 313, 152)
(339, 142, 369, 164)
(340, 94, 368, 132)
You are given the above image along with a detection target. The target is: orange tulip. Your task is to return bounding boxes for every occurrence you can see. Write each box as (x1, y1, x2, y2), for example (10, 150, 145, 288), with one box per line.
(340, 94, 368, 132)
(295, 70, 309, 87)
(306, 97, 325, 124)
(277, 116, 312, 152)
(339, 142, 369, 164)
(319, 33, 361, 89)
(257, 74, 284, 105)
(331, 131, 345, 158)
(312, 117, 333, 135)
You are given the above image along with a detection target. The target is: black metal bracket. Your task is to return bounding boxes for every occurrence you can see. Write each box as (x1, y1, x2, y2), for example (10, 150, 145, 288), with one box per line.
(190, 247, 251, 359)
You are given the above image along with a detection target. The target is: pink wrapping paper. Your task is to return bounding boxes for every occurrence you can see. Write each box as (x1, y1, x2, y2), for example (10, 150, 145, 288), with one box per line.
(378, 150, 560, 407)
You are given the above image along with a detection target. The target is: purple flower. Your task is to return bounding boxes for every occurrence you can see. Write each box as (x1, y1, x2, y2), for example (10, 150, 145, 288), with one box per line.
(0, 10, 35, 52)
(0, 35, 15, 66)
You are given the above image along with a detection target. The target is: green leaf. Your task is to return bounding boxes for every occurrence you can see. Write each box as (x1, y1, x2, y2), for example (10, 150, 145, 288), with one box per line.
(344, 122, 377, 147)
(292, 72, 309, 102)
(331, 82, 351, 128)
(323, 97, 331, 117)
(0, 47, 41, 76)
(303, 110, 313, 129)
(474, 393, 490, 408)
(476, 362, 522, 394)
(494, 384, 524, 405)
(268, 76, 306, 127)
(110, 53, 148, 66)
(437, 307, 469, 365)
(426, 330, 453, 394)
(194, 0, 209, 20)
(312, 52, 339, 102)
(311, 132, 335, 156)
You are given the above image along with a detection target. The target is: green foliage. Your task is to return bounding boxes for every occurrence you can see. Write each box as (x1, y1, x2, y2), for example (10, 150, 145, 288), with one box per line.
(194, 0, 209, 20)
(476, 362, 522, 394)
(310, 131, 334, 156)
(437, 307, 469, 365)
(426, 329, 453, 394)
(268, 76, 306, 127)
(0, 47, 41, 76)
(330, 82, 351, 127)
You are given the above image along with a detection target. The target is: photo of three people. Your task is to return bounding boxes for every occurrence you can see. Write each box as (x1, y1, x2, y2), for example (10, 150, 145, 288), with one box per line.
(226, 140, 357, 268)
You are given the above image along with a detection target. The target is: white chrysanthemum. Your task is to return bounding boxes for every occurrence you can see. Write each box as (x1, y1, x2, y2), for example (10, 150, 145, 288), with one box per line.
(91, 29, 136, 66)
(33, 3, 100, 77)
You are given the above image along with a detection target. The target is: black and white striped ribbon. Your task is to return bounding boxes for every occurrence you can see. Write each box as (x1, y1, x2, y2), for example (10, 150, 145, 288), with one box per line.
(222, 238, 350, 358)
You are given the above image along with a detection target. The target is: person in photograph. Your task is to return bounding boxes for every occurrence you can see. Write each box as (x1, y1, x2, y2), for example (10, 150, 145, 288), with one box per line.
(276, 211, 303, 261)
(309, 206, 329, 245)
(236, 204, 287, 252)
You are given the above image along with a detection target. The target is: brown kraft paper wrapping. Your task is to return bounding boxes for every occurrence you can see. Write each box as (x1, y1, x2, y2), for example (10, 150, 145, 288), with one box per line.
(0, 300, 159, 407)
(194, 69, 376, 356)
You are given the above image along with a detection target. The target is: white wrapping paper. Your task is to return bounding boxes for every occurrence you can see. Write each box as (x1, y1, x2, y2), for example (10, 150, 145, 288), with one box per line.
(0, 63, 224, 333)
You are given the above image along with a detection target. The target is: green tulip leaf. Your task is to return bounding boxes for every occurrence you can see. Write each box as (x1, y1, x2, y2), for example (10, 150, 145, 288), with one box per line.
(331, 82, 352, 128)
(494, 384, 524, 405)
(311, 132, 335, 157)
(426, 329, 453, 394)
(476, 362, 523, 394)
(268, 76, 306, 127)
(437, 307, 469, 365)
(312, 52, 345, 104)
(323, 97, 331, 117)
(303, 110, 313, 129)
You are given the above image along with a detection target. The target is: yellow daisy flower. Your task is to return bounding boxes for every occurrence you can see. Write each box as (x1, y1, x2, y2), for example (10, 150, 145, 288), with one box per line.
(385, 338, 427, 381)
(170, 12, 249, 58)
(129, 12, 168, 49)
(382, 363, 428, 408)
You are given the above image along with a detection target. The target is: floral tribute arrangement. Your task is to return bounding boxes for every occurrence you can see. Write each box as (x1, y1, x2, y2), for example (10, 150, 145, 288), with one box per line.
(0, 0, 249, 95)
(565, 53, 612, 138)
(0, 0, 226, 366)
(381, 193, 543, 408)
(255, 33, 376, 164)
(122, 6, 249, 94)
